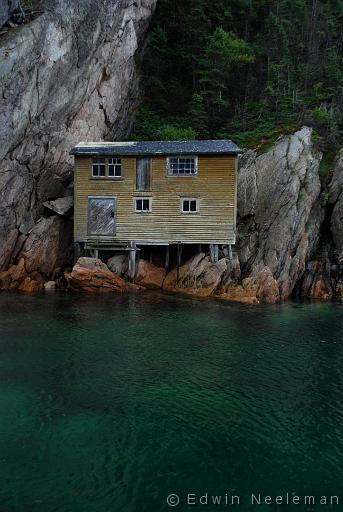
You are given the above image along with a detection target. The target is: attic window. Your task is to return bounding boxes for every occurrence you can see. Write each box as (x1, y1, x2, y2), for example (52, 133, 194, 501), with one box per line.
(168, 157, 198, 175)
(135, 198, 151, 213)
(108, 158, 122, 177)
(92, 158, 106, 177)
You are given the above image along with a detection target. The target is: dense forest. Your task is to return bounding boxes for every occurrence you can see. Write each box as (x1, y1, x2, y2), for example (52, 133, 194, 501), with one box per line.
(130, 0, 343, 150)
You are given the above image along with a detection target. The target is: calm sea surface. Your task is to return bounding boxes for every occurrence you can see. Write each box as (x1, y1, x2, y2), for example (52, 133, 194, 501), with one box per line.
(0, 292, 342, 512)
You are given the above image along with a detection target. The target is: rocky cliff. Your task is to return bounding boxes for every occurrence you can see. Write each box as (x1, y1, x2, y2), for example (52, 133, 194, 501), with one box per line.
(0, 1, 342, 302)
(0, 0, 19, 28)
(164, 127, 343, 303)
(59, 125, 343, 303)
(0, 0, 157, 283)
(236, 126, 323, 301)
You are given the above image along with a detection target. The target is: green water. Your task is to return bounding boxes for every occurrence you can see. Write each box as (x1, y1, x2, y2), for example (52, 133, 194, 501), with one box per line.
(0, 292, 342, 512)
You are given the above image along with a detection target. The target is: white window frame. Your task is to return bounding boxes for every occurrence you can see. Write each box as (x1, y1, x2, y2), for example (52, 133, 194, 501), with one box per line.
(181, 198, 199, 214)
(92, 157, 106, 178)
(167, 156, 198, 176)
(91, 157, 123, 179)
(108, 157, 122, 178)
(134, 197, 152, 213)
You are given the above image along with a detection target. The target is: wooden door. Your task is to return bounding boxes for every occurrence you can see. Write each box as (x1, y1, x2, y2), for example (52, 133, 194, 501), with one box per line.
(88, 197, 116, 236)
(136, 158, 151, 191)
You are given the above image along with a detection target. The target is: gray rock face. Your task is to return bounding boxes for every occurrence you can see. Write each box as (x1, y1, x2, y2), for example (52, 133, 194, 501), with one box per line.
(0, 0, 19, 28)
(237, 127, 322, 299)
(326, 150, 343, 294)
(20, 216, 73, 276)
(43, 196, 74, 216)
(107, 254, 128, 277)
(0, 0, 157, 271)
(329, 151, 343, 262)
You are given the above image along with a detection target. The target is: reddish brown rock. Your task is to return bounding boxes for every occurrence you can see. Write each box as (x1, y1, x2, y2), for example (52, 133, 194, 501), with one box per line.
(135, 260, 166, 289)
(301, 260, 333, 300)
(311, 276, 333, 300)
(0, 258, 27, 290)
(65, 257, 142, 293)
(216, 266, 280, 304)
(336, 281, 343, 297)
(163, 253, 228, 297)
(18, 277, 43, 293)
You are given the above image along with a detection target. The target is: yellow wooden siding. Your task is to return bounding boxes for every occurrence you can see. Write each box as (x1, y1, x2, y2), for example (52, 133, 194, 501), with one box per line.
(74, 155, 237, 244)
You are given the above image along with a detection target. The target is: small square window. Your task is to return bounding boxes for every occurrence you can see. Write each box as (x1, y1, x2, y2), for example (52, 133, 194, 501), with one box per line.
(108, 158, 122, 177)
(135, 198, 151, 213)
(92, 158, 106, 177)
(182, 199, 198, 213)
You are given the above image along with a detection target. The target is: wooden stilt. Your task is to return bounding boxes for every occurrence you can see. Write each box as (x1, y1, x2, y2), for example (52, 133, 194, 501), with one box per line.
(210, 244, 219, 263)
(214, 244, 219, 262)
(128, 244, 136, 282)
(94, 249, 99, 259)
(149, 249, 153, 264)
(209, 244, 215, 263)
(177, 243, 182, 282)
(198, 244, 202, 254)
(74, 242, 81, 264)
(165, 245, 170, 273)
(136, 246, 140, 269)
(228, 244, 233, 260)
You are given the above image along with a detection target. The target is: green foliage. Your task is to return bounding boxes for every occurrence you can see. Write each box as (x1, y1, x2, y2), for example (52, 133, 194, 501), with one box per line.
(319, 149, 338, 183)
(130, 0, 343, 148)
(130, 108, 196, 141)
(188, 93, 209, 139)
(156, 125, 197, 141)
(321, 190, 331, 202)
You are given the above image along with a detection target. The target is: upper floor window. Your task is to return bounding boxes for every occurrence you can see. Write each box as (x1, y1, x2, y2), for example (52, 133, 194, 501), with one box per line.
(168, 157, 198, 175)
(108, 158, 122, 177)
(92, 158, 106, 177)
(92, 157, 122, 178)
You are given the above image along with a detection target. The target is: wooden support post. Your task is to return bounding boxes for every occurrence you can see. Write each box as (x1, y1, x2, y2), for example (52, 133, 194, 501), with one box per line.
(198, 244, 202, 254)
(209, 244, 219, 263)
(209, 244, 215, 263)
(74, 242, 81, 264)
(214, 244, 219, 262)
(94, 249, 99, 259)
(177, 243, 182, 282)
(228, 244, 233, 260)
(165, 245, 170, 273)
(136, 246, 140, 269)
(128, 244, 137, 282)
(149, 249, 153, 264)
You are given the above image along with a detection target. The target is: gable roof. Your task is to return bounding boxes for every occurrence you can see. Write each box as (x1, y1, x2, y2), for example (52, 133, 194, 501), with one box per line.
(70, 139, 241, 156)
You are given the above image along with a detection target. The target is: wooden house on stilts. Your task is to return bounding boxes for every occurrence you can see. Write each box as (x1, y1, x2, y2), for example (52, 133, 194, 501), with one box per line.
(71, 140, 241, 279)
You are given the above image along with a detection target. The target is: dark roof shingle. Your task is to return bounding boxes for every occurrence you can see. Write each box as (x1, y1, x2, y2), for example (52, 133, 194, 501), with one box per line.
(70, 139, 241, 156)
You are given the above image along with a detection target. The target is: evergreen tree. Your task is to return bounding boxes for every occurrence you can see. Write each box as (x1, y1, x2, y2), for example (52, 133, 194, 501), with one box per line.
(188, 93, 209, 139)
(130, 0, 343, 147)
